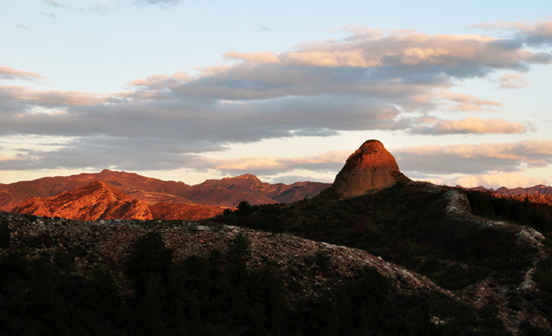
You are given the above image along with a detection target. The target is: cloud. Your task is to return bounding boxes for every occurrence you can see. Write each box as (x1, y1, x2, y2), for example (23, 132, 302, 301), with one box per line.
(442, 172, 549, 189)
(439, 91, 502, 112)
(204, 150, 349, 176)
(129, 72, 190, 89)
(225, 51, 280, 64)
(0, 85, 112, 108)
(411, 117, 527, 135)
(474, 21, 552, 47)
(1, 22, 552, 172)
(498, 73, 528, 89)
(395, 140, 552, 175)
(0, 67, 42, 81)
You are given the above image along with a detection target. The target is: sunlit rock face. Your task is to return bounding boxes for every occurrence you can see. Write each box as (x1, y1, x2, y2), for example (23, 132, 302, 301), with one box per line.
(332, 140, 409, 198)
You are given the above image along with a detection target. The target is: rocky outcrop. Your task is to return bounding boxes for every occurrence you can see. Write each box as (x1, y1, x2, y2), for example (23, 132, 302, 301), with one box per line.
(332, 140, 408, 198)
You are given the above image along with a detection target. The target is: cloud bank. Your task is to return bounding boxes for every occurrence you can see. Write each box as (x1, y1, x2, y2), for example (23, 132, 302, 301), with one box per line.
(1, 20, 552, 183)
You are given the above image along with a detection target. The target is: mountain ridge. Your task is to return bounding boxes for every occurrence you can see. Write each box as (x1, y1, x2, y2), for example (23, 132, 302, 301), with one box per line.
(0, 170, 330, 220)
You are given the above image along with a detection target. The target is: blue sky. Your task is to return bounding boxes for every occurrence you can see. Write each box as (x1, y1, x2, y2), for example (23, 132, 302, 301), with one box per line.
(1, 0, 552, 188)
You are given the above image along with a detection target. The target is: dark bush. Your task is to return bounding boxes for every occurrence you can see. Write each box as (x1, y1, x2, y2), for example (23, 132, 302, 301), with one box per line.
(228, 232, 251, 264)
(125, 232, 173, 297)
(314, 250, 332, 273)
(237, 201, 253, 216)
(0, 220, 9, 248)
(535, 257, 552, 293)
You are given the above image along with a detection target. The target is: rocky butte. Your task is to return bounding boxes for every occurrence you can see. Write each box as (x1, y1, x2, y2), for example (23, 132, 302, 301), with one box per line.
(332, 139, 409, 198)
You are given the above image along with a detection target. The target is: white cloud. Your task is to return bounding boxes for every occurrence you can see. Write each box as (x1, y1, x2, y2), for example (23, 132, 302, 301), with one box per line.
(439, 172, 549, 189)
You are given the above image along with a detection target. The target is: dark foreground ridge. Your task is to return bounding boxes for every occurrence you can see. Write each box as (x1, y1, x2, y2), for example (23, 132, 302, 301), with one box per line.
(215, 181, 552, 335)
(0, 211, 487, 336)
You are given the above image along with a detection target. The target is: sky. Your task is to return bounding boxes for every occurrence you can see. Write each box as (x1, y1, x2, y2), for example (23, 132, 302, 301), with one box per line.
(1, 0, 552, 188)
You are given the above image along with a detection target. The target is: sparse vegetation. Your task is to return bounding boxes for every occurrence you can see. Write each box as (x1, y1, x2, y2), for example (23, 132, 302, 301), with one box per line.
(0, 226, 510, 336)
(467, 190, 552, 234)
(214, 182, 540, 292)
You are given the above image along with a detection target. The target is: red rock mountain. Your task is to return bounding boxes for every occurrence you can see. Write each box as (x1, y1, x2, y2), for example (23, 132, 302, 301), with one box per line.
(0, 169, 192, 211)
(149, 202, 224, 221)
(12, 181, 154, 221)
(183, 174, 329, 206)
(332, 140, 409, 198)
(11, 181, 227, 221)
(1, 170, 329, 220)
(472, 184, 552, 206)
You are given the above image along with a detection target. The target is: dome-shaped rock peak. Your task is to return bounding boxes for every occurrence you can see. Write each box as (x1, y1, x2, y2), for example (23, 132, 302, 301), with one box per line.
(332, 140, 408, 198)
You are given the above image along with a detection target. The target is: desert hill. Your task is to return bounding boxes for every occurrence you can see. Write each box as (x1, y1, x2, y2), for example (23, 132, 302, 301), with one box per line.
(0, 170, 330, 219)
(12, 181, 226, 221)
(0, 169, 192, 211)
(12, 181, 154, 221)
(0, 211, 512, 335)
(477, 184, 552, 206)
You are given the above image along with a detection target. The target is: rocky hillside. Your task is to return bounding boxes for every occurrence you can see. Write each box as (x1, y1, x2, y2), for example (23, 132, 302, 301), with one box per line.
(486, 185, 552, 206)
(212, 140, 552, 334)
(11, 181, 226, 221)
(0, 169, 330, 212)
(0, 211, 516, 335)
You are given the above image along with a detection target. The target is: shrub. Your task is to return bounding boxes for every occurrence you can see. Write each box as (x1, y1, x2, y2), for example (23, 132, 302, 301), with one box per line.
(228, 232, 251, 266)
(314, 250, 332, 273)
(0, 220, 9, 248)
(535, 257, 552, 292)
(125, 232, 173, 296)
(237, 201, 253, 216)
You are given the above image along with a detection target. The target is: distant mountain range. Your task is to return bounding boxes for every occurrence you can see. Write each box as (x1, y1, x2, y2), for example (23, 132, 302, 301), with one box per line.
(0, 169, 330, 221)
(480, 184, 552, 206)
(1, 146, 550, 222)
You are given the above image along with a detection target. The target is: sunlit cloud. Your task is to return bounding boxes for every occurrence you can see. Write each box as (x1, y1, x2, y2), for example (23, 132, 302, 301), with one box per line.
(498, 73, 529, 89)
(411, 117, 527, 135)
(0, 67, 42, 81)
(443, 171, 549, 189)
(1, 21, 552, 176)
(395, 140, 552, 175)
